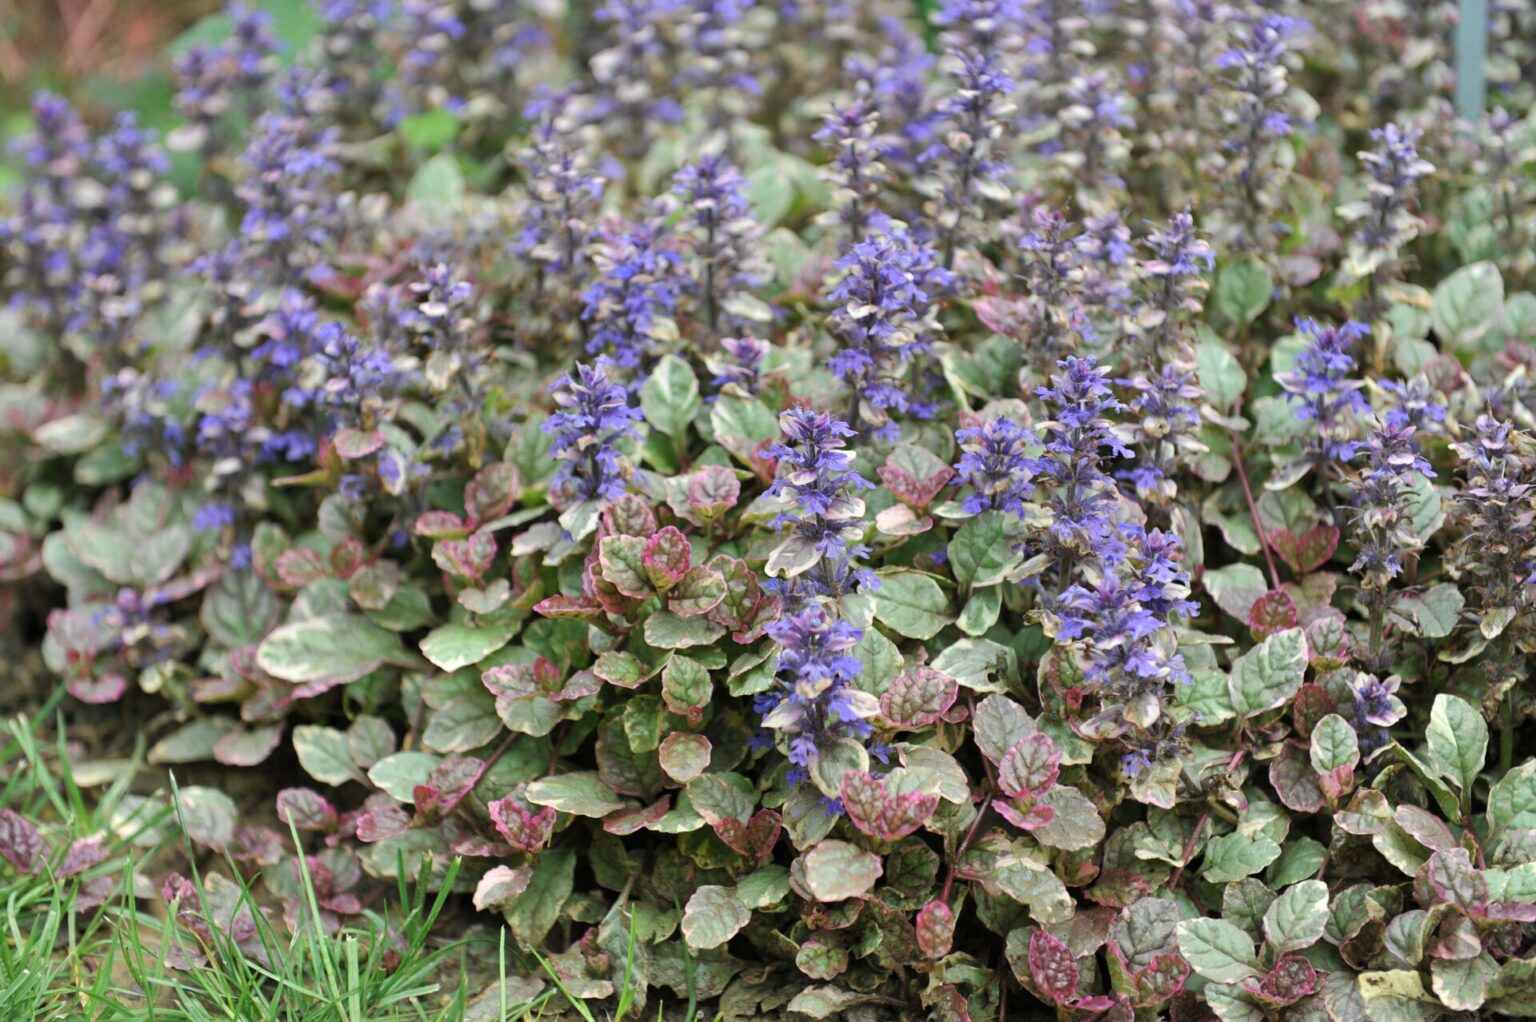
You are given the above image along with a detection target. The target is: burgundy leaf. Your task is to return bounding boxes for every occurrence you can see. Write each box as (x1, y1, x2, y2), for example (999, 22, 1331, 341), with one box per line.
(840, 771, 940, 841)
(0, 809, 44, 873)
(488, 797, 557, 854)
(1129, 953, 1189, 1008)
(58, 837, 107, 878)
(1248, 588, 1300, 639)
(642, 526, 692, 592)
(714, 808, 781, 861)
(1028, 930, 1081, 1004)
(1269, 525, 1340, 575)
(997, 733, 1061, 799)
(275, 788, 339, 833)
(1248, 955, 1319, 1008)
(916, 899, 956, 959)
(992, 797, 1055, 832)
(879, 667, 959, 728)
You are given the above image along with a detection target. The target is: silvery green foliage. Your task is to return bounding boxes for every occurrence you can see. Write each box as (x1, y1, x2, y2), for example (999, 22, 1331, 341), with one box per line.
(7, 1, 1536, 1018)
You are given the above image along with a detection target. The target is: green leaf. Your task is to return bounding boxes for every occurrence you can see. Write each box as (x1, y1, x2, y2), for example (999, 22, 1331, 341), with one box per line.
(1432, 955, 1497, 1012)
(931, 638, 1015, 693)
(948, 513, 1024, 588)
(1227, 628, 1307, 718)
(1197, 337, 1247, 408)
(1426, 694, 1488, 795)
(1489, 759, 1536, 833)
(661, 655, 714, 716)
(681, 885, 751, 950)
(640, 355, 701, 439)
(366, 752, 439, 802)
(405, 153, 465, 212)
(525, 772, 629, 818)
(658, 733, 711, 783)
(1391, 583, 1464, 639)
(1432, 261, 1504, 348)
(1262, 879, 1329, 953)
(256, 614, 416, 684)
(292, 725, 360, 785)
(1175, 917, 1262, 983)
(872, 571, 951, 640)
(1202, 832, 1283, 883)
(644, 612, 726, 649)
(1216, 255, 1272, 326)
(201, 570, 280, 648)
(507, 849, 574, 946)
(1174, 669, 1237, 725)
(1310, 714, 1359, 774)
(801, 840, 882, 902)
(419, 619, 517, 672)
(1203, 563, 1269, 622)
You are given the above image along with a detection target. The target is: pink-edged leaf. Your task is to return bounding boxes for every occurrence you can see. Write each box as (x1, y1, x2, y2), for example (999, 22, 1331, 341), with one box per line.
(332, 427, 385, 460)
(353, 803, 412, 843)
(213, 724, 284, 767)
(602, 796, 672, 835)
(1247, 955, 1319, 1008)
(1305, 615, 1353, 667)
(879, 667, 959, 728)
(840, 771, 939, 841)
(669, 566, 726, 617)
(487, 797, 557, 854)
(1130, 953, 1190, 1008)
(1249, 589, 1300, 639)
(1426, 848, 1487, 911)
(472, 865, 533, 912)
(597, 534, 651, 598)
(275, 788, 339, 833)
(704, 555, 760, 630)
(69, 671, 127, 704)
(714, 808, 781, 861)
(1269, 525, 1340, 576)
(328, 539, 367, 580)
(532, 594, 604, 621)
(1028, 930, 1080, 1004)
(58, 837, 107, 878)
(1319, 765, 1356, 805)
(642, 526, 692, 592)
(464, 463, 519, 524)
(349, 560, 400, 611)
(916, 899, 956, 959)
(1292, 683, 1336, 738)
(432, 530, 496, 580)
(1268, 744, 1326, 814)
(973, 294, 1029, 337)
(686, 465, 740, 521)
(275, 548, 327, 588)
(603, 494, 658, 537)
(658, 733, 712, 783)
(414, 510, 469, 538)
(0, 809, 45, 873)
(878, 445, 956, 511)
(997, 733, 1060, 799)
(731, 592, 781, 645)
(992, 797, 1055, 832)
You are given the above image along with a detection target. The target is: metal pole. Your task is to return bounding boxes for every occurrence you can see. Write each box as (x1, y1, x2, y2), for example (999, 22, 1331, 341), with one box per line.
(1456, 0, 1489, 120)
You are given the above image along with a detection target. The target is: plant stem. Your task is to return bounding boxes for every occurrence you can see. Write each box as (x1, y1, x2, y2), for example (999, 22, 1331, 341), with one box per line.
(1229, 419, 1281, 589)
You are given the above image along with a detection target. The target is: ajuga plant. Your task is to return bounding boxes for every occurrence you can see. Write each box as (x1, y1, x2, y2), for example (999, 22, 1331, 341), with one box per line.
(9, 2, 1536, 1020)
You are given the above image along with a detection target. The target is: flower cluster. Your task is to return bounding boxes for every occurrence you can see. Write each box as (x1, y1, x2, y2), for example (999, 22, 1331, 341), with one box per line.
(765, 407, 876, 607)
(669, 155, 767, 335)
(543, 359, 642, 506)
(757, 605, 878, 778)
(1277, 318, 1372, 472)
(828, 229, 949, 435)
(581, 219, 686, 371)
(1342, 123, 1436, 286)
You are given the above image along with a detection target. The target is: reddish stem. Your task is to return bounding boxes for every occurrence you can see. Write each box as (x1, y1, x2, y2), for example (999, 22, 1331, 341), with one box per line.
(1229, 419, 1282, 590)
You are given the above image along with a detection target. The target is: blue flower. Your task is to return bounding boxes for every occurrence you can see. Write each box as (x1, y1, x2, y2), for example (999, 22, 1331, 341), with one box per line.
(544, 359, 643, 505)
(758, 605, 877, 767)
(765, 407, 878, 606)
(1278, 318, 1371, 466)
(953, 418, 1036, 516)
(581, 218, 686, 371)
